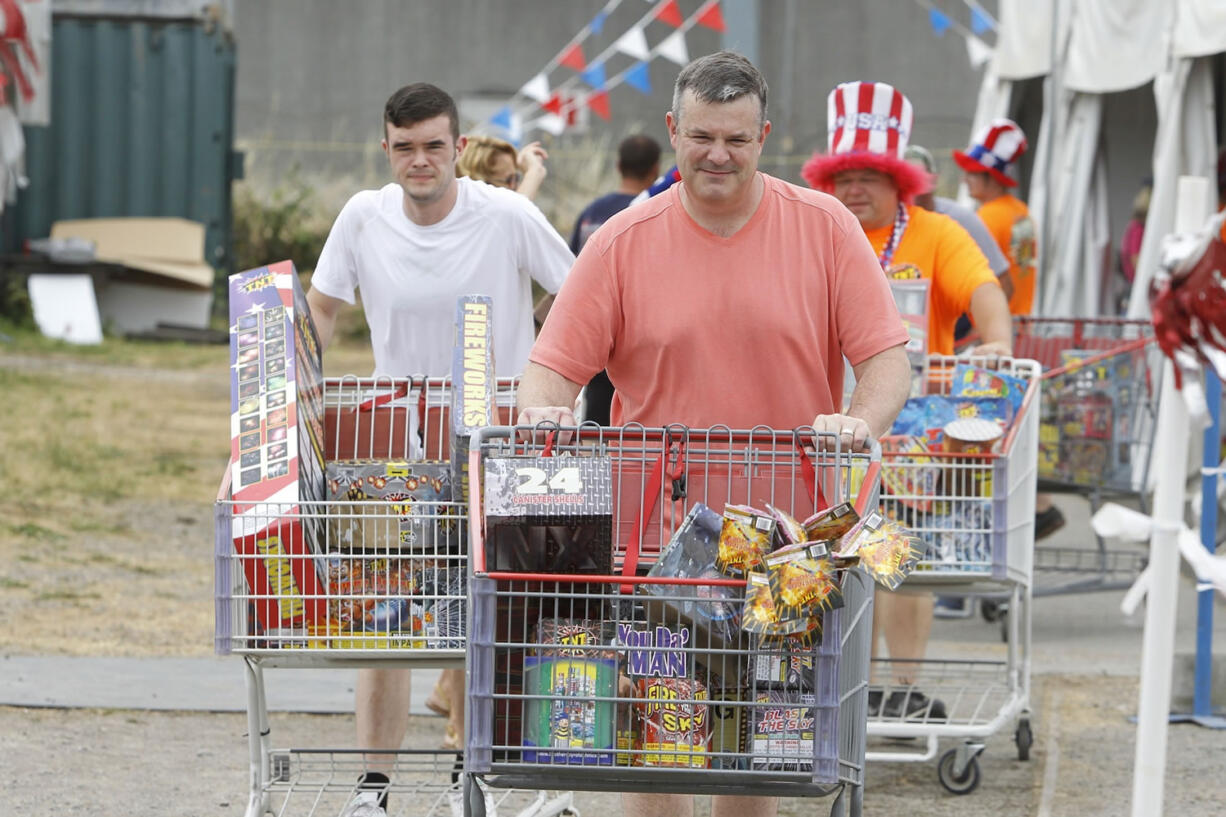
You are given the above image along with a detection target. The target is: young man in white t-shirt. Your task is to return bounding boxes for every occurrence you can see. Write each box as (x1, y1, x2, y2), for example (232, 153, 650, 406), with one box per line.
(306, 82, 573, 817)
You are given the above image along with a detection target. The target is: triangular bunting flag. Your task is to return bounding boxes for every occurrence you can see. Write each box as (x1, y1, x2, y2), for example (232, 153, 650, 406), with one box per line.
(581, 62, 607, 89)
(970, 7, 994, 35)
(656, 30, 689, 66)
(559, 43, 586, 72)
(587, 90, 611, 121)
(966, 34, 993, 69)
(542, 93, 564, 115)
(614, 26, 650, 61)
(528, 114, 566, 136)
(591, 10, 608, 35)
(521, 73, 550, 104)
(928, 8, 952, 36)
(490, 106, 514, 131)
(655, 0, 683, 28)
(696, 2, 726, 33)
(624, 61, 652, 95)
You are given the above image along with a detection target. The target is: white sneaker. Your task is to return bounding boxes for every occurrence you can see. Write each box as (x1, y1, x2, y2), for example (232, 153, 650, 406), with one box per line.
(446, 774, 498, 817)
(340, 790, 387, 817)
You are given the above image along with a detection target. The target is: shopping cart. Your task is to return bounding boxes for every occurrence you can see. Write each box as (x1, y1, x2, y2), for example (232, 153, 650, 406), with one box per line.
(1012, 316, 1162, 597)
(216, 375, 543, 817)
(464, 425, 882, 817)
(864, 355, 1040, 794)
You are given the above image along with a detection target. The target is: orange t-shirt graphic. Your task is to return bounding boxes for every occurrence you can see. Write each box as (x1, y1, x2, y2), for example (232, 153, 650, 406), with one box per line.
(978, 194, 1037, 315)
(864, 206, 999, 355)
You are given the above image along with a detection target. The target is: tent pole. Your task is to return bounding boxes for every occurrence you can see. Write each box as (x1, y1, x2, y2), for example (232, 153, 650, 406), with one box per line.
(1130, 175, 1209, 817)
(1194, 370, 1220, 718)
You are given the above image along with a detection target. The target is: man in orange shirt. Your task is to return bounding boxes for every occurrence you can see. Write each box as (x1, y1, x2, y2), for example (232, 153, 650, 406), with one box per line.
(954, 118, 1037, 316)
(519, 52, 912, 817)
(802, 81, 1013, 721)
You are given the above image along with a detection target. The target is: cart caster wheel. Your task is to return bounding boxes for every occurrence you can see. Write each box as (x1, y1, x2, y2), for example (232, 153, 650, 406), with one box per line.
(937, 748, 982, 795)
(1016, 717, 1034, 761)
(980, 600, 1003, 622)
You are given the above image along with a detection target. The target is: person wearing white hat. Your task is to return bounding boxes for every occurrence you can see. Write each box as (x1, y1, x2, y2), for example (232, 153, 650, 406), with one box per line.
(803, 81, 1014, 721)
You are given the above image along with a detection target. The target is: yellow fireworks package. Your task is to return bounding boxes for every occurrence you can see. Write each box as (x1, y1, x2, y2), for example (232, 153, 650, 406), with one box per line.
(842, 510, 926, 590)
(741, 572, 808, 638)
(763, 543, 844, 622)
(715, 505, 775, 577)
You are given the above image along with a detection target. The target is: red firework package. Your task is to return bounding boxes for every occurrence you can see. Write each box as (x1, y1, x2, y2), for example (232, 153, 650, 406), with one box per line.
(1151, 217, 1226, 395)
(716, 505, 775, 577)
(764, 544, 844, 622)
(841, 510, 926, 590)
(634, 676, 710, 768)
(766, 504, 806, 549)
(801, 502, 860, 542)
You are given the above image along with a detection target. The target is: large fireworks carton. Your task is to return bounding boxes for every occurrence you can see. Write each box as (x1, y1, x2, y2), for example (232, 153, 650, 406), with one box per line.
(324, 459, 456, 553)
(227, 261, 326, 635)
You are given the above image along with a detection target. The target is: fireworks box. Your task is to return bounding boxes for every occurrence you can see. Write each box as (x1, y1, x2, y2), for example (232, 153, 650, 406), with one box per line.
(632, 676, 710, 768)
(483, 455, 614, 575)
(745, 690, 823, 772)
(324, 460, 456, 552)
(452, 295, 495, 513)
(227, 260, 326, 635)
(522, 655, 617, 765)
(307, 555, 463, 650)
(745, 648, 817, 692)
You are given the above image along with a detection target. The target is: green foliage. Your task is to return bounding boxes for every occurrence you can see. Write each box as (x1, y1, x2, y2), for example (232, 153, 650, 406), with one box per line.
(0, 271, 34, 329)
(231, 172, 331, 274)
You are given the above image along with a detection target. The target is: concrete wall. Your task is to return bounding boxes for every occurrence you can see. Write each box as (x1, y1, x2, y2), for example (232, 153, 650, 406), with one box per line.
(232, 0, 996, 230)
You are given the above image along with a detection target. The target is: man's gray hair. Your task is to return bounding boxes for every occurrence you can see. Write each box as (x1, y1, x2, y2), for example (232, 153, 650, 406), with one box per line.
(672, 51, 768, 128)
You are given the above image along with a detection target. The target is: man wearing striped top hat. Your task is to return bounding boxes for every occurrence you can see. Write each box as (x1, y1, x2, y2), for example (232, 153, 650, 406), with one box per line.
(955, 118, 1038, 317)
(803, 80, 1014, 721)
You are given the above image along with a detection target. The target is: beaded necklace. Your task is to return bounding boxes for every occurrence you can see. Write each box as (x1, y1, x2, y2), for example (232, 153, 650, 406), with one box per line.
(878, 203, 909, 271)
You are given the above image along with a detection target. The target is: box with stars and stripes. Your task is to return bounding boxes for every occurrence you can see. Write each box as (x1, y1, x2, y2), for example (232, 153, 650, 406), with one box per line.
(225, 260, 327, 635)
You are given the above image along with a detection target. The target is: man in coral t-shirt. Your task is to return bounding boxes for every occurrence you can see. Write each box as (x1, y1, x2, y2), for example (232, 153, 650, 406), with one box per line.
(802, 81, 1013, 723)
(518, 52, 912, 817)
(954, 118, 1038, 316)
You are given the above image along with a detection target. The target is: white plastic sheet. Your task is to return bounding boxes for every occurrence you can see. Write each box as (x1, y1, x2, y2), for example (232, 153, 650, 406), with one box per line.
(1064, 0, 1170, 93)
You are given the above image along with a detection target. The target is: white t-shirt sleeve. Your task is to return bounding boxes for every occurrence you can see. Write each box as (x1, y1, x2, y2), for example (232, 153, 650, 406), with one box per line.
(309, 194, 363, 304)
(513, 198, 573, 294)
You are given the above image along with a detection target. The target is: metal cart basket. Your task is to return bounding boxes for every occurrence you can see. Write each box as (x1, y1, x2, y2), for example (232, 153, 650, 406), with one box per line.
(864, 355, 1040, 793)
(1011, 316, 1162, 596)
(465, 425, 882, 817)
(215, 375, 524, 817)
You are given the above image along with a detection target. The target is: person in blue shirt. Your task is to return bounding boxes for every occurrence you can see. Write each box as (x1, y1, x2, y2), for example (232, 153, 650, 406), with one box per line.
(569, 134, 662, 424)
(569, 134, 662, 254)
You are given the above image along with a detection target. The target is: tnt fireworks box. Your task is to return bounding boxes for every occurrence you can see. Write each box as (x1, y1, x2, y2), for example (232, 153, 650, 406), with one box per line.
(483, 455, 614, 575)
(227, 260, 327, 634)
(522, 655, 617, 765)
(325, 460, 456, 552)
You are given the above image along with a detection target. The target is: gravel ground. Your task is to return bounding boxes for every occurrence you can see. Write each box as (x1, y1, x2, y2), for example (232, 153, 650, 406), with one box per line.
(4, 674, 1225, 816)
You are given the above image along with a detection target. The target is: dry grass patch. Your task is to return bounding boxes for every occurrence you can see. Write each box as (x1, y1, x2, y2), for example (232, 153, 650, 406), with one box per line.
(0, 327, 376, 656)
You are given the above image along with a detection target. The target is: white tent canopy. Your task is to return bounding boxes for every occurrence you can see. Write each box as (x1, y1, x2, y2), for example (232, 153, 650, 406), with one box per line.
(978, 0, 1226, 318)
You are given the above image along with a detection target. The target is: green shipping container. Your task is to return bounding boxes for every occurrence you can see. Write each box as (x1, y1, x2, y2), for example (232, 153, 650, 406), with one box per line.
(5, 6, 240, 275)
